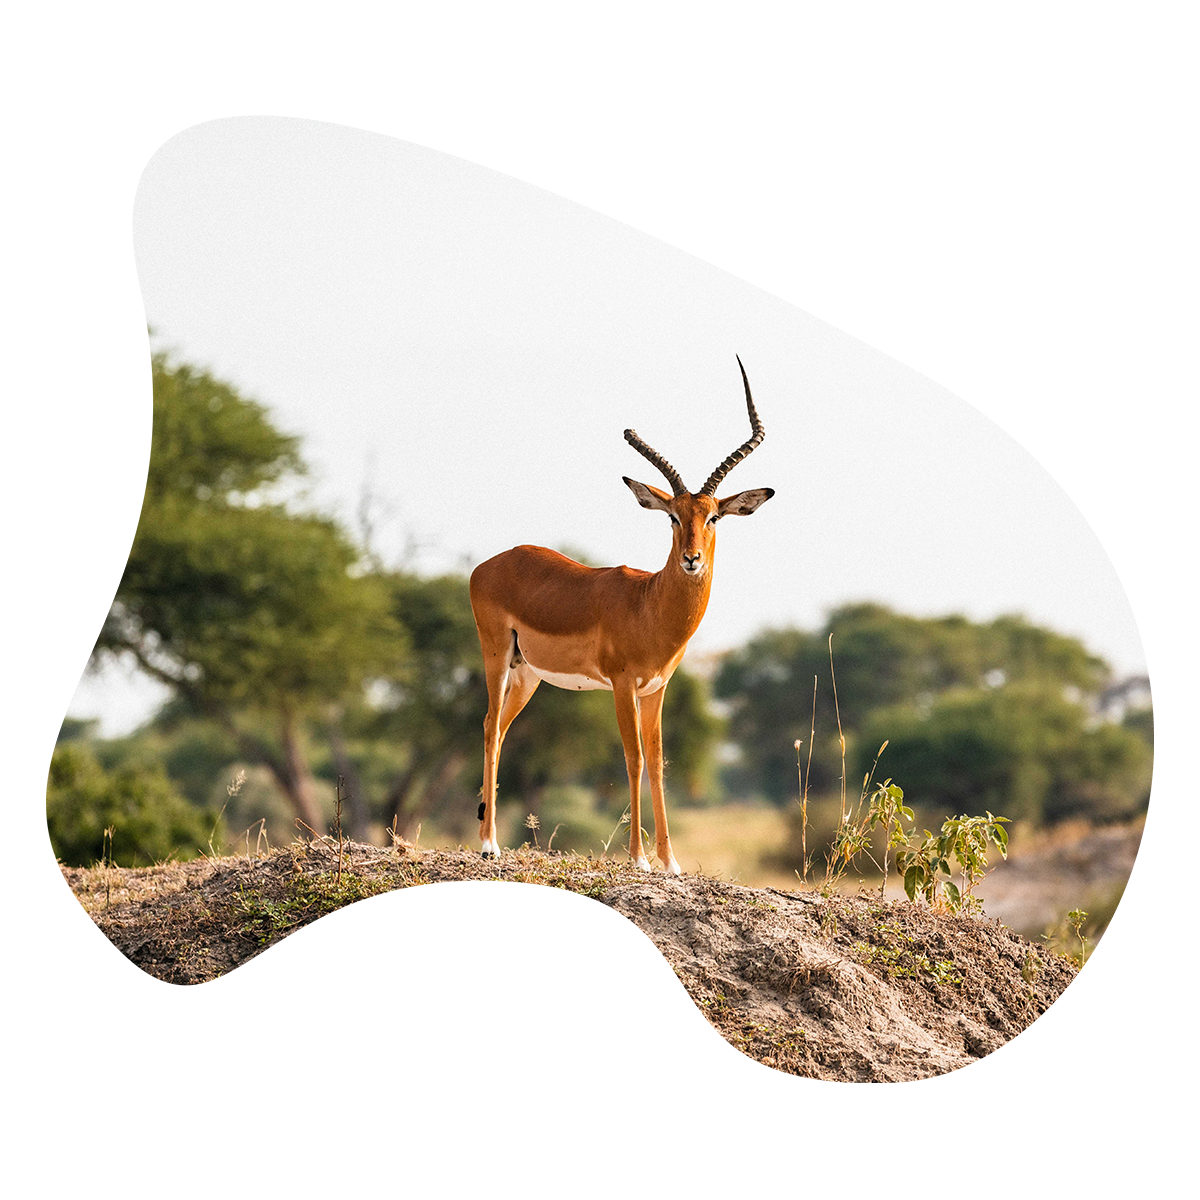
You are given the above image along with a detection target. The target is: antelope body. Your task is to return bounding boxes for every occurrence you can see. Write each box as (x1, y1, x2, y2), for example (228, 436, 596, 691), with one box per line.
(469, 359, 774, 872)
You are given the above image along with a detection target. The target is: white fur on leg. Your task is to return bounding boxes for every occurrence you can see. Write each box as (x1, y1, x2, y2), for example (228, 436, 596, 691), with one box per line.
(481, 838, 501, 860)
(665, 856, 681, 876)
(635, 855, 651, 872)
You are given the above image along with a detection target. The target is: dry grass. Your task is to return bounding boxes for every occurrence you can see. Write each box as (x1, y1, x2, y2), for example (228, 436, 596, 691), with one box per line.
(361, 804, 793, 881)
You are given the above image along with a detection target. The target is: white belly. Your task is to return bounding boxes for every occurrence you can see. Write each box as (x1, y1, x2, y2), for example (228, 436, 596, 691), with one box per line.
(525, 664, 665, 696)
(528, 665, 611, 692)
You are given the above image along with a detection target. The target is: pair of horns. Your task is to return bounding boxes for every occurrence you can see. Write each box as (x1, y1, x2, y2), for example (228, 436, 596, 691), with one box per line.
(623, 356, 765, 497)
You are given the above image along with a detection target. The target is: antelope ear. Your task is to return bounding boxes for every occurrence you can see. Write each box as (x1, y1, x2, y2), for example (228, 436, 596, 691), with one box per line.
(717, 487, 775, 517)
(623, 477, 674, 512)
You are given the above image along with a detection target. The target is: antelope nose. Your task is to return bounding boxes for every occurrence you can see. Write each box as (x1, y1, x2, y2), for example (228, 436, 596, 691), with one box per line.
(682, 552, 702, 570)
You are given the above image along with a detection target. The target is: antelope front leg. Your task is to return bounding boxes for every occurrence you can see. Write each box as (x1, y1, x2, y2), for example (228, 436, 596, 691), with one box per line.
(612, 679, 650, 871)
(478, 655, 511, 859)
(639, 684, 681, 875)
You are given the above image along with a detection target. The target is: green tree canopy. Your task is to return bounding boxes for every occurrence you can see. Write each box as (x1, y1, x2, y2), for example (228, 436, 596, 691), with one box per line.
(714, 603, 1139, 825)
(92, 353, 405, 831)
(857, 683, 1152, 825)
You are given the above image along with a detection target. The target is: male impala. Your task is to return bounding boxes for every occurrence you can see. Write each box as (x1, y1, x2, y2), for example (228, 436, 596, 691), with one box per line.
(469, 358, 773, 872)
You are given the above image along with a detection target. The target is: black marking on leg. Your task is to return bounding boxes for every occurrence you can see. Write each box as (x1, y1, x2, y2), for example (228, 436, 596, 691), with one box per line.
(478, 801, 486, 821)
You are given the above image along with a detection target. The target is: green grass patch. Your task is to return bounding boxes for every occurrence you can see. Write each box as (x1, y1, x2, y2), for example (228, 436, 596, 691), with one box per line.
(854, 919, 964, 986)
(232, 864, 609, 945)
(233, 868, 421, 945)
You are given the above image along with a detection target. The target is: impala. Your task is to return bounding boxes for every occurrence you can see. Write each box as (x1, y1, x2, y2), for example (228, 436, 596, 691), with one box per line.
(469, 358, 774, 872)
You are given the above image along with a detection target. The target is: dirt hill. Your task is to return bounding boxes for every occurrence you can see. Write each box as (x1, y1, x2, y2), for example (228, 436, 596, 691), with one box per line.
(46, 840, 1152, 1084)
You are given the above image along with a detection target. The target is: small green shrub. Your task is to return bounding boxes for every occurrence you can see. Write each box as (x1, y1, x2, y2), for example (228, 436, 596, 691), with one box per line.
(895, 812, 1009, 912)
(47, 743, 218, 867)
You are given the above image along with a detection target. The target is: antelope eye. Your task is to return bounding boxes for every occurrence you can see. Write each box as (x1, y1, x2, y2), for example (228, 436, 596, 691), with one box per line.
(669, 514, 681, 526)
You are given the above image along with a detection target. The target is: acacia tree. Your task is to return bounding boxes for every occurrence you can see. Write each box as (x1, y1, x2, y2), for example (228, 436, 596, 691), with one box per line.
(94, 354, 404, 832)
(714, 602, 1140, 823)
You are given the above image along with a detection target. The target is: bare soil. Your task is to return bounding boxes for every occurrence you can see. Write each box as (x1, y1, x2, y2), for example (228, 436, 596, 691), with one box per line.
(46, 840, 1152, 1084)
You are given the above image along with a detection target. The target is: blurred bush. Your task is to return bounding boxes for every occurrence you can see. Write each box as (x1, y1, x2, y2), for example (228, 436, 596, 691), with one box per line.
(47, 743, 219, 867)
(716, 604, 1150, 826)
(857, 684, 1152, 826)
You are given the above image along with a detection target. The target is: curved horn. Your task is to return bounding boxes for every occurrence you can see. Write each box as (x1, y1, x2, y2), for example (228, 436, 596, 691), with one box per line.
(624, 427, 688, 496)
(699, 356, 765, 496)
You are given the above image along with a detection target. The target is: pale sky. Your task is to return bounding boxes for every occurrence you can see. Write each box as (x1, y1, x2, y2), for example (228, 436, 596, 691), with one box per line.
(70, 116, 1145, 734)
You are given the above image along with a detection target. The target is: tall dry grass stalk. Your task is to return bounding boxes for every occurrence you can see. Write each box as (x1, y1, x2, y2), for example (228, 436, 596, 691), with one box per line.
(820, 634, 850, 891)
(333, 775, 346, 885)
(795, 674, 818, 884)
(828, 633, 847, 821)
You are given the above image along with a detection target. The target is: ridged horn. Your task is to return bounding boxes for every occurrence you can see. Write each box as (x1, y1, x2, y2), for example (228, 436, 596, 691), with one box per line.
(699, 356, 765, 496)
(623, 427, 687, 496)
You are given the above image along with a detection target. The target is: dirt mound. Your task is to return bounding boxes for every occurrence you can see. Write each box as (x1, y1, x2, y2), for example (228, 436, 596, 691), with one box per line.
(46, 840, 1152, 1084)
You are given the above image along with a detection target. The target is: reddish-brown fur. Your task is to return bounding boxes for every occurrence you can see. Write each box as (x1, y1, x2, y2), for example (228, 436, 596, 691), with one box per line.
(469, 483, 771, 871)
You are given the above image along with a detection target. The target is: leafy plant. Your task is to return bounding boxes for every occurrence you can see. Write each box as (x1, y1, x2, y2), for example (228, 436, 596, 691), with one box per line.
(866, 777, 912, 899)
(787, 646, 1011, 916)
(896, 812, 1010, 912)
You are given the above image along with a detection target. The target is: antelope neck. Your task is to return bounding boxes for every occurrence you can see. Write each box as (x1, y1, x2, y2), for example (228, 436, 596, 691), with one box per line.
(646, 543, 712, 646)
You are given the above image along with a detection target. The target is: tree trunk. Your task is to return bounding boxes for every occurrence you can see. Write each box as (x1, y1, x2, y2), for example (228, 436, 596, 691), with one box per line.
(383, 763, 422, 835)
(114, 666, 329, 842)
(384, 751, 469, 841)
(278, 711, 326, 835)
(410, 751, 468, 837)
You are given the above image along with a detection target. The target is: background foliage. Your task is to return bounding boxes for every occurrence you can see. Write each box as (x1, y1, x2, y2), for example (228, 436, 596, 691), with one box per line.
(54, 355, 1152, 867)
(48, 737, 218, 868)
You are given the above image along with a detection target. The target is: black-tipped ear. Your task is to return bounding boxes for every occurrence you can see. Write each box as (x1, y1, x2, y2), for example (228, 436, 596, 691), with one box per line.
(623, 477, 674, 512)
(716, 487, 774, 517)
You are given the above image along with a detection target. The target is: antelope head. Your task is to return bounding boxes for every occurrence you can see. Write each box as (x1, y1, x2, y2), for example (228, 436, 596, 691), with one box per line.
(622, 357, 775, 579)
